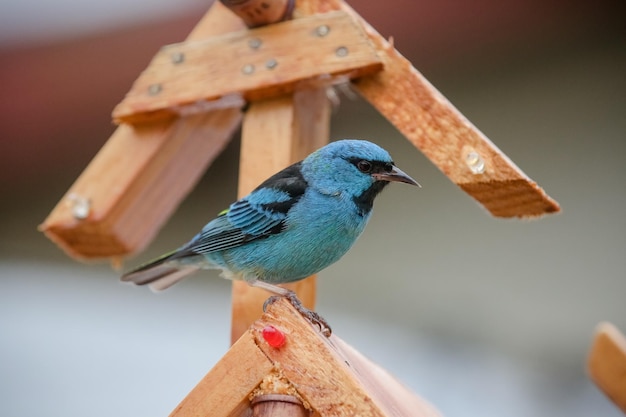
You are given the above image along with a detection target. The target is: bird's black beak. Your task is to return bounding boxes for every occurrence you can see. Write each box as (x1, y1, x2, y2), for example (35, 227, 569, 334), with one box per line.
(372, 166, 421, 187)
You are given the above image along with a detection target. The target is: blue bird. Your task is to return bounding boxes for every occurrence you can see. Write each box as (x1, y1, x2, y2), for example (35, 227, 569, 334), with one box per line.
(122, 139, 419, 334)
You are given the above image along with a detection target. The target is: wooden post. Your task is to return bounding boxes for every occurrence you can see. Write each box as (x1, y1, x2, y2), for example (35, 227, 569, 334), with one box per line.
(223, 0, 334, 345)
(231, 88, 331, 343)
(588, 322, 626, 413)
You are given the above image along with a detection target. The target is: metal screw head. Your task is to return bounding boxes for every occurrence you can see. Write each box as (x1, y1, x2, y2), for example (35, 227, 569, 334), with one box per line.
(67, 193, 91, 220)
(170, 52, 185, 64)
(335, 46, 348, 57)
(466, 151, 486, 174)
(148, 84, 162, 95)
(316, 25, 330, 37)
(248, 38, 262, 49)
(265, 58, 278, 70)
(242, 64, 255, 75)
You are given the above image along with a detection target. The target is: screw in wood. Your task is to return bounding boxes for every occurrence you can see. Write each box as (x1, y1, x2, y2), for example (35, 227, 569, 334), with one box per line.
(67, 193, 91, 220)
(466, 151, 486, 174)
(148, 84, 162, 95)
(248, 38, 263, 49)
(170, 51, 185, 64)
(335, 46, 348, 57)
(242, 64, 256, 75)
(315, 25, 330, 37)
(265, 58, 278, 70)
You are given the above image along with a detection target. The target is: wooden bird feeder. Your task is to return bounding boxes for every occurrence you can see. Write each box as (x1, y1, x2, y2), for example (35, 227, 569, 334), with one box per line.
(39, 0, 561, 415)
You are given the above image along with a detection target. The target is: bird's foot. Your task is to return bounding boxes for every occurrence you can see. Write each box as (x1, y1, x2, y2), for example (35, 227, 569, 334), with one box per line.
(263, 292, 332, 337)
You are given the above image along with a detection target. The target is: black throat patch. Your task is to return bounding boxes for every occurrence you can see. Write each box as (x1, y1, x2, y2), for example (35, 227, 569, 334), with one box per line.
(353, 181, 389, 216)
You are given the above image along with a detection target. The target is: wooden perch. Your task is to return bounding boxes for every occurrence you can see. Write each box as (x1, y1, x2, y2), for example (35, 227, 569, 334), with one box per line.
(112, 11, 382, 124)
(587, 322, 626, 413)
(170, 298, 442, 417)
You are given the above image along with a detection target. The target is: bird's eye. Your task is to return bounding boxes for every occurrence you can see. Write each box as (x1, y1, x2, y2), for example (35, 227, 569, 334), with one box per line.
(384, 163, 393, 173)
(357, 160, 372, 173)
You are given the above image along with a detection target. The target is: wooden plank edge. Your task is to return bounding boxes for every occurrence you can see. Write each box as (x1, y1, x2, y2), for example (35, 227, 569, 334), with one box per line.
(168, 331, 274, 417)
(459, 178, 560, 218)
(40, 2, 247, 260)
(253, 298, 440, 416)
(112, 10, 382, 125)
(330, 337, 442, 417)
(39, 108, 242, 260)
(252, 299, 388, 416)
(587, 322, 626, 413)
(336, 2, 560, 218)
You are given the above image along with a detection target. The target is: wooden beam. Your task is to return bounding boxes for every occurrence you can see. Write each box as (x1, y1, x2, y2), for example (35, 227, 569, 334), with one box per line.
(39, 2, 247, 260)
(39, 110, 241, 259)
(168, 331, 274, 417)
(252, 299, 442, 417)
(231, 87, 330, 344)
(297, 0, 559, 218)
(345, 5, 559, 218)
(588, 322, 626, 413)
(113, 11, 382, 124)
(168, 299, 441, 417)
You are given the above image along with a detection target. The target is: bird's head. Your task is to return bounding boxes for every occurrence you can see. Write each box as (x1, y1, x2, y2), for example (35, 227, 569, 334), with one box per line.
(302, 140, 419, 214)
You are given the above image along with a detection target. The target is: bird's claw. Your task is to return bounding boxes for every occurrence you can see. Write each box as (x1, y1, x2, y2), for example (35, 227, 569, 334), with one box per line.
(263, 292, 332, 337)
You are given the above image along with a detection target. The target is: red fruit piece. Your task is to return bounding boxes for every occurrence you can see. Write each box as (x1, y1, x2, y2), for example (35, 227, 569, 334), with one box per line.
(262, 325, 286, 348)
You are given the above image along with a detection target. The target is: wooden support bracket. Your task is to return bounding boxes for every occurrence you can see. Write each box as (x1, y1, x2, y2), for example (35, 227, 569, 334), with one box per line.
(39, 110, 241, 259)
(113, 11, 382, 124)
(39, 2, 247, 260)
(331, 0, 560, 218)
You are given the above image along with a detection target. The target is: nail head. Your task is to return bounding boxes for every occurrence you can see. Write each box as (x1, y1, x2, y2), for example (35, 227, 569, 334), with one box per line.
(170, 52, 185, 64)
(248, 38, 262, 49)
(68, 193, 91, 220)
(466, 151, 486, 174)
(335, 46, 348, 57)
(316, 25, 330, 37)
(148, 84, 162, 95)
(265, 58, 278, 70)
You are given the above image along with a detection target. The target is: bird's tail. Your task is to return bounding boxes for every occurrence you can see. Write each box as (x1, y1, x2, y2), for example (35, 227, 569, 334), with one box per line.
(121, 250, 199, 291)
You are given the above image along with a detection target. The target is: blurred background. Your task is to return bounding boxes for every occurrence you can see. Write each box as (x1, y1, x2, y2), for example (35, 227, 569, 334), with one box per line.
(1, 0, 625, 416)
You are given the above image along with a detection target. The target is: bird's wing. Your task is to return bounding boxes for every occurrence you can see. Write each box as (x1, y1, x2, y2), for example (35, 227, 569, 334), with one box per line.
(178, 162, 308, 257)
